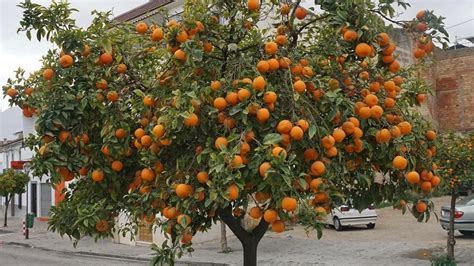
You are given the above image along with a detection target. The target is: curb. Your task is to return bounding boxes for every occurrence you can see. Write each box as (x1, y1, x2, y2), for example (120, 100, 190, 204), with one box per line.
(5, 241, 150, 262)
(5, 241, 229, 265)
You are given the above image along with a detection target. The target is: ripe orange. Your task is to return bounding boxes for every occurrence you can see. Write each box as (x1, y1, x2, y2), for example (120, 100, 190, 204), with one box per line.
(227, 184, 240, 200)
(58, 130, 71, 143)
(240, 142, 251, 155)
(271, 220, 285, 233)
(249, 206, 262, 219)
(152, 124, 165, 138)
(59, 54, 73, 68)
(416, 10, 426, 20)
(426, 130, 436, 141)
(281, 197, 297, 211)
(252, 76, 266, 90)
(237, 88, 251, 101)
(280, 3, 290, 15)
(310, 178, 323, 192)
(134, 128, 145, 139)
(184, 113, 199, 127)
(176, 184, 193, 198)
(176, 30, 188, 43)
(99, 52, 113, 65)
(140, 135, 152, 147)
(272, 146, 287, 159)
(247, 0, 260, 11)
(264, 41, 278, 55)
(213, 97, 227, 111)
(413, 48, 426, 59)
(197, 171, 209, 183)
(343, 30, 358, 41)
(383, 43, 397, 55)
(210, 80, 221, 91)
(295, 7, 307, 20)
(370, 105, 384, 119)
(406, 171, 420, 184)
(177, 214, 192, 226)
(215, 137, 228, 150)
(141, 168, 156, 182)
(421, 181, 432, 192)
(377, 32, 390, 46)
(106, 91, 119, 102)
(364, 94, 378, 107)
(388, 61, 400, 73)
(358, 106, 371, 119)
(398, 121, 412, 135)
(95, 79, 108, 90)
(303, 148, 318, 161)
(111, 161, 123, 172)
(321, 135, 335, 149)
(384, 98, 396, 108)
(43, 68, 54, 80)
(231, 155, 243, 168)
(392, 156, 407, 170)
(311, 161, 325, 176)
(151, 28, 164, 41)
(332, 128, 346, 143)
(6, 88, 18, 98)
(296, 119, 309, 132)
(135, 22, 148, 34)
(415, 201, 427, 213)
(91, 170, 104, 182)
(259, 162, 271, 177)
(416, 94, 426, 103)
(174, 49, 186, 60)
(256, 108, 270, 123)
(430, 176, 441, 187)
(116, 63, 127, 74)
(355, 43, 372, 57)
(263, 209, 278, 223)
(293, 80, 306, 93)
(276, 120, 292, 134)
(257, 60, 270, 73)
(263, 91, 277, 104)
(154, 161, 164, 173)
(275, 35, 287, 46)
(342, 121, 356, 135)
(290, 126, 304, 140)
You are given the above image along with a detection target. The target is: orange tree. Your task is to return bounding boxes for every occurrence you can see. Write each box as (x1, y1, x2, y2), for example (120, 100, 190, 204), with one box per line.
(0, 169, 29, 227)
(434, 132, 474, 260)
(3, 0, 449, 265)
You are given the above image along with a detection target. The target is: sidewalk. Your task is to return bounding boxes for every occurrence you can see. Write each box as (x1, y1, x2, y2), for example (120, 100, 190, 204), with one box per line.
(0, 216, 224, 265)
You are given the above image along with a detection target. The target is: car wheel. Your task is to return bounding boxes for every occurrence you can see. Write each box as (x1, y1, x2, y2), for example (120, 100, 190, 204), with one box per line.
(333, 217, 342, 231)
(459, 230, 474, 236)
(366, 223, 375, 229)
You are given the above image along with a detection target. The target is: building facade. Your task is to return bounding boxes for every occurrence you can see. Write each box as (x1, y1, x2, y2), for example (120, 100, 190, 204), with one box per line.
(0, 107, 57, 220)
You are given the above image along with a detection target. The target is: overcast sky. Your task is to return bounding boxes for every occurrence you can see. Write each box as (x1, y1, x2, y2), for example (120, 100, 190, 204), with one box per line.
(1, 0, 473, 110)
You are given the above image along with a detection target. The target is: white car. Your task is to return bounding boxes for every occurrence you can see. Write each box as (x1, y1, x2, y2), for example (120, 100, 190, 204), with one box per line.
(326, 204, 377, 231)
(440, 194, 474, 235)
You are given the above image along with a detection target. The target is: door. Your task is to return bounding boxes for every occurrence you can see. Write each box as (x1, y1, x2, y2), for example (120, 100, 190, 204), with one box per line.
(40, 183, 52, 217)
(138, 223, 153, 242)
(31, 183, 37, 216)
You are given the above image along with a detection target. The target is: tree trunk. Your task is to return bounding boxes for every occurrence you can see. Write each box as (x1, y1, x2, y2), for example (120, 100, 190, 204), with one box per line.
(447, 189, 457, 260)
(220, 221, 229, 252)
(3, 195, 11, 227)
(218, 205, 269, 266)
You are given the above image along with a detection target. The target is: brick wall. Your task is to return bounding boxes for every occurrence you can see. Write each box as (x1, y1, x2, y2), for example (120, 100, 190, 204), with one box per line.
(428, 47, 474, 132)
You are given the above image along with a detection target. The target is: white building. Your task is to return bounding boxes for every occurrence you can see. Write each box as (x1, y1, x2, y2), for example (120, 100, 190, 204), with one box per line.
(0, 107, 56, 220)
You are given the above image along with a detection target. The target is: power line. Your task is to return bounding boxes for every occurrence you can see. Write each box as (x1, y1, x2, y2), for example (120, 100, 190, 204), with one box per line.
(446, 18, 474, 29)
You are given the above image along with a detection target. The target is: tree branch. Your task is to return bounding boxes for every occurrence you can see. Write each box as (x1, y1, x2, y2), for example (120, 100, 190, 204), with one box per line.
(370, 9, 408, 27)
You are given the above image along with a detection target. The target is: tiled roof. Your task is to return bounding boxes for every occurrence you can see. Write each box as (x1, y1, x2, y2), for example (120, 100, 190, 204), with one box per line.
(115, 0, 173, 22)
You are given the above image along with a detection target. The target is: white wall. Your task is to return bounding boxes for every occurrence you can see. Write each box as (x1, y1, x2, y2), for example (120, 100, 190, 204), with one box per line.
(0, 107, 23, 140)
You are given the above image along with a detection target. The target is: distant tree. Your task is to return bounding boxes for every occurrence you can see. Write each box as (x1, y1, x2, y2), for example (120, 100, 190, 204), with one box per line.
(435, 132, 474, 261)
(0, 169, 29, 227)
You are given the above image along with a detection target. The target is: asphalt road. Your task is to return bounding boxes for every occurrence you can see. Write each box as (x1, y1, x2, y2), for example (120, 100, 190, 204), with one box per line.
(0, 244, 148, 266)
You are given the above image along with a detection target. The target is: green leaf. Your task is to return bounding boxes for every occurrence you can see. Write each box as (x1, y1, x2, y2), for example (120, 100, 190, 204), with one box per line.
(263, 133, 282, 145)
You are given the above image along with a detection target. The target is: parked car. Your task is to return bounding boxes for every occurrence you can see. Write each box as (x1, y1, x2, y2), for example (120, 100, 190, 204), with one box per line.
(440, 194, 474, 236)
(326, 202, 377, 231)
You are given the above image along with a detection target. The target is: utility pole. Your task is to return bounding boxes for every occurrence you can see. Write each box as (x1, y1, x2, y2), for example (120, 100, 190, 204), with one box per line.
(23, 163, 30, 239)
